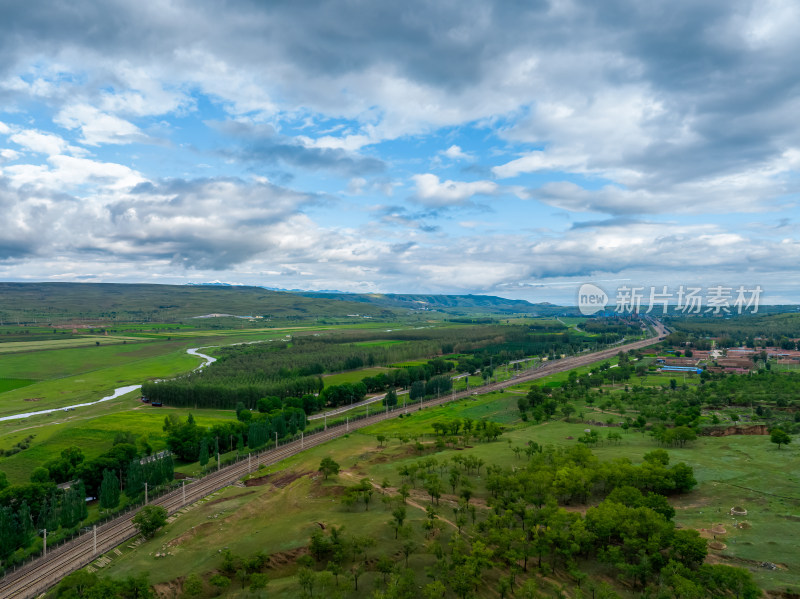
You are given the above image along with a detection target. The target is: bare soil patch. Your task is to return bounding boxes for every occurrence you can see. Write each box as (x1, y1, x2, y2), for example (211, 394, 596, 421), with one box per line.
(205, 489, 256, 507)
(244, 470, 308, 488)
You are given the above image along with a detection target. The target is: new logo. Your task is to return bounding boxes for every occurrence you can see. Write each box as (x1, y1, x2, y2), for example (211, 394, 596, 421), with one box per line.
(578, 283, 608, 316)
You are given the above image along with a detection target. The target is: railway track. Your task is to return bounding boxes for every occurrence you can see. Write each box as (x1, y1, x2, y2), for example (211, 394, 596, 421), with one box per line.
(0, 322, 665, 598)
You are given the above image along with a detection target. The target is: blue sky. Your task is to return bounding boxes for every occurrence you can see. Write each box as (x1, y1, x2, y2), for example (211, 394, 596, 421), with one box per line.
(1, 0, 799, 304)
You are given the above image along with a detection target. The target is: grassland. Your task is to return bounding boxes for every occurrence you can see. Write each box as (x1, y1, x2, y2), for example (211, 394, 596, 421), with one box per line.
(91, 358, 800, 597)
(0, 405, 238, 483)
(322, 367, 395, 386)
(0, 335, 145, 354)
(0, 328, 339, 418)
(0, 378, 36, 393)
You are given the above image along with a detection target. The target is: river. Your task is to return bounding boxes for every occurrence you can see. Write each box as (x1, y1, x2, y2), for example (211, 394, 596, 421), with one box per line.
(0, 345, 217, 423)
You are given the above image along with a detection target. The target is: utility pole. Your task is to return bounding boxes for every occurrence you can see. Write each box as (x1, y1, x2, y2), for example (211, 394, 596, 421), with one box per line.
(217, 452, 220, 471)
(145, 482, 148, 504)
(346, 417, 349, 432)
(324, 413, 327, 431)
(182, 481, 186, 505)
(93, 525, 97, 555)
(248, 453, 251, 472)
(275, 432, 278, 449)
(301, 431, 304, 449)
(43, 529, 47, 558)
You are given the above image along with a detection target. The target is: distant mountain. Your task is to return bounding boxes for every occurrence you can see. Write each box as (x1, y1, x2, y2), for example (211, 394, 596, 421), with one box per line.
(294, 291, 570, 315)
(0, 282, 398, 325)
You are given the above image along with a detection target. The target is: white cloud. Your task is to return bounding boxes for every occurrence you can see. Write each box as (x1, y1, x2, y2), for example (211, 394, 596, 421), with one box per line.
(10, 129, 70, 156)
(4, 155, 144, 190)
(441, 144, 471, 161)
(55, 104, 147, 146)
(412, 173, 498, 207)
(0, 149, 19, 162)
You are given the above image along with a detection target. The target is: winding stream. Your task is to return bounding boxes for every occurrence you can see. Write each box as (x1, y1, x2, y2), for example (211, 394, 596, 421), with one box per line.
(0, 345, 217, 423)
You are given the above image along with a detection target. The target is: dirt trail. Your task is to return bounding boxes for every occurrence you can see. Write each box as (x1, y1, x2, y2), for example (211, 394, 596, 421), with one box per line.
(340, 471, 460, 531)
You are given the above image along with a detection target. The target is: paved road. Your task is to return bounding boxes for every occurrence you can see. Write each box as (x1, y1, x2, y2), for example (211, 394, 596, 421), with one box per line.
(0, 321, 666, 599)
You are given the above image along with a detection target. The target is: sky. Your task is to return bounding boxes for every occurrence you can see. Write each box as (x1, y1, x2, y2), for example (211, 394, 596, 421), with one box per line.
(1, 0, 799, 305)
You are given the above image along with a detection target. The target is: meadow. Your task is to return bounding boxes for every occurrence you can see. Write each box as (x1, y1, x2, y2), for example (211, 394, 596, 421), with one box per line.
(322, 367, 395, 386)
(0, 405, 238, 483)
(0, 335, 145, 354)
(92, 361, 800, 597)
(0, 327, 339, 419)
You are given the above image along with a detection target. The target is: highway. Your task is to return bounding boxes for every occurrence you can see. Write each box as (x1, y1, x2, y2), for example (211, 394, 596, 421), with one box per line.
(0, 319, 666, 599)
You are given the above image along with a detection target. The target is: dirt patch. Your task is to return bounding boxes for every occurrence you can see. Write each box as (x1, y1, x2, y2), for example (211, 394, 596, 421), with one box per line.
(703, 424, 768, 437)
(153, 579, 182, 598)
(766, 589, 800, 599)
(309, 477, 348, 499)
(268, 546, 308, 569)
(707, 553, 789, 570)
(708, 541, 727, 550)
(370, 452, 394, 464)
(205, 489, 256, 507)
(23, 398, 42, 402)
(710, 525, 727, 535)
(244, 470, 309, 488)
(167, 521, 215, 548)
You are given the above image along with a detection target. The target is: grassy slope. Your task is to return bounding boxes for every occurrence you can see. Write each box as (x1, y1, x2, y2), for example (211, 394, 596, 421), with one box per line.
(0, 282, 401, 325)
(97, 381, 800, 596)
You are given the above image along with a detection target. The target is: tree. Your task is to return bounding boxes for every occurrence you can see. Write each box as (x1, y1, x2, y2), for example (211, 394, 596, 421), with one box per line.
(30, 467, 50, 483)
(182, 573, 203, 597)
(132, 505, 168, 539)
(390, 506, 407, 539)
(377, 554, 394, 585)
(249, 572, 268, 594)
(199, 437, 210, 467)
(319, 457, 340, 479)
(401, 539, 416, 568)
(771, 428, 792, 450)
(99, 468, 120, 510)
(383, 388, 398, 408)
(209, 574, 230, 594)
(423, 581, 447, 599)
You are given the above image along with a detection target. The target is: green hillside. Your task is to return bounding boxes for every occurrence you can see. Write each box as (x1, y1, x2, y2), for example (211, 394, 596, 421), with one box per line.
(0, 282, 398, 325)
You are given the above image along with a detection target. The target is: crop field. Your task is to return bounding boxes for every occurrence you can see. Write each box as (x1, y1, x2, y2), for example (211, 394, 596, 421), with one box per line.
(0, 378, 36, 393)
(0, 335, 146, 354)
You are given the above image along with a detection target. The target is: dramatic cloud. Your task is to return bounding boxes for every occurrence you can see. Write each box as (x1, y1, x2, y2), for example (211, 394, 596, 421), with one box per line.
(0, 0, 798, 302)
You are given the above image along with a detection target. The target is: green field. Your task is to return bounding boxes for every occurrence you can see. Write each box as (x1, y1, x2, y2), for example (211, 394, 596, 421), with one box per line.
(322, 367, 395, 386)
(0, 378, 36, 393)
(352, 340, 407, 347)
(0, 335, 145, 354)
(0, 329, 320, 419)
(0, 405, 238, 483)
(94, 382, 800, 596)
